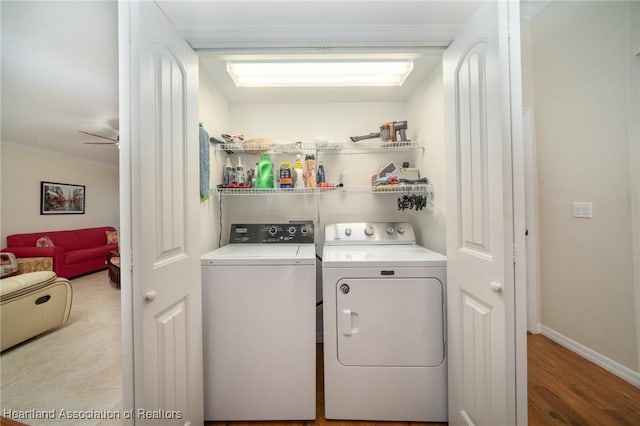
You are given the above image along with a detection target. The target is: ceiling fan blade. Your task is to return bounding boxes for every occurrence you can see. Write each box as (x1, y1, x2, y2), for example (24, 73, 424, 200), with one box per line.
(79, 130, 119, 142)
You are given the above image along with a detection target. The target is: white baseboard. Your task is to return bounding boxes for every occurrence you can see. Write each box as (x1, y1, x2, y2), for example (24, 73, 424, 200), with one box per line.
(528, 323, 541, 334)
(539, 324, 640, 387)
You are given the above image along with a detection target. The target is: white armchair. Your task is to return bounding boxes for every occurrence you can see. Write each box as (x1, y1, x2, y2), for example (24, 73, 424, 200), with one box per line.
(1, 271, 72, 351)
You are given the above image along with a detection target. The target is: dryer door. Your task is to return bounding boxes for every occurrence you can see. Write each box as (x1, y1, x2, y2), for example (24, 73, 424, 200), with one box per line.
(336, 277, 444, 367)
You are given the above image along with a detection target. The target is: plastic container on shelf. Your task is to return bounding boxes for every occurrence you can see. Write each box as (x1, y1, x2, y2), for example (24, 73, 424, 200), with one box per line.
(294, 155, 305, 188)
(304, 154, 316, 188)
(236, 157, 245, 186)
(223, 158, 234, 186)
(316, 160, 326, 184)
(279, 161, 293, 188)
(255, 154, 274, 189)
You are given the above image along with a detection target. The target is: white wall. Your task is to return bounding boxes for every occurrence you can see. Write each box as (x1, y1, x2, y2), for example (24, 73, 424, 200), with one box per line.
(407, 64, 446, 254)
(226, 102, 417, 245)
(0, 142, 119, 245)
(526, 1, 639, 372)
(198, 72, 229, 253)
(229, 102, 405, 145)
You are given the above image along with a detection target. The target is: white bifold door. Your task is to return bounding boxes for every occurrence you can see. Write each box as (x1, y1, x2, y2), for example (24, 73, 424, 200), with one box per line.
(119, 1, 203, 424)
(443, 1, 524, 425)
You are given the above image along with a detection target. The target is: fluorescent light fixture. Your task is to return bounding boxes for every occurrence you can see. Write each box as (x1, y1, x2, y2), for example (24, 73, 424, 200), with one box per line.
(227, 61, 414, 87)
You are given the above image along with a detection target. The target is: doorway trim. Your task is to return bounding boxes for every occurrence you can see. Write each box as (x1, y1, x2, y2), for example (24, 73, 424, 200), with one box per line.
(523, 107, 541, 333)
(118, 2, 135, 424)
(180, 25, 461, 51)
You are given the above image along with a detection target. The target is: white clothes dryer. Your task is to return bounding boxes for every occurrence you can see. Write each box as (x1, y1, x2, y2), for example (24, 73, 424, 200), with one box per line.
(201, 223, 316, 421)
(322, 222, 447, 422)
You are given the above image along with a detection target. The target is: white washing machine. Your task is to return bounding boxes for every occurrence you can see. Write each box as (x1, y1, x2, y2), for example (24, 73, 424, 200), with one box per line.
(201, 223, 316, 421)
(322, 222, 447, 422)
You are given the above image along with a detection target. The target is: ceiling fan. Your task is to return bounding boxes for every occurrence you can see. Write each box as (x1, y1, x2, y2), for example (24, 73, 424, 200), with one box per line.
(80, 130, 119, 146)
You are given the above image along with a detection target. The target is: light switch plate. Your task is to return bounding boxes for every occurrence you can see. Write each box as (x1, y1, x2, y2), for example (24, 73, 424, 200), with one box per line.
(573, 202, 593, 218)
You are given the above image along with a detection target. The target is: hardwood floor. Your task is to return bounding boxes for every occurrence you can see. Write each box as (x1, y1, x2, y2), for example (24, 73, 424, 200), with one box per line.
(528, 333, 640, 425)
(207, 336, 640, 426)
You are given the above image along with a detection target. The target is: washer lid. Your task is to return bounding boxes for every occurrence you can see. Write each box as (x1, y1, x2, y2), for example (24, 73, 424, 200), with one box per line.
(322, 244, 446, 268)
(201, 244, 315, 265)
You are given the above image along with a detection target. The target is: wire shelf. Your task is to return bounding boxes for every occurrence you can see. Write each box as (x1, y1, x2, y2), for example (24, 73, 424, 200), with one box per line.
(213, 140, 423, 155)
(216, 184, 432, 196)
(317, 140, 423, 153)
(217, 187, 319, 195)
(214, 142, 315, 155)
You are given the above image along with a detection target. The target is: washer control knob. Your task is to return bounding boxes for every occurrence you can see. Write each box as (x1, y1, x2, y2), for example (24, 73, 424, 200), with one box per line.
(268, 226, 278, 236)
(364, 225, 374, 236)
(300, 226, 308, 235)
(386, 225, 395, 235)
(345, 227, 352, 236)
(340, 283, 350, 294)
(397, 225, 406, 234)
(287, 226, 297, 235)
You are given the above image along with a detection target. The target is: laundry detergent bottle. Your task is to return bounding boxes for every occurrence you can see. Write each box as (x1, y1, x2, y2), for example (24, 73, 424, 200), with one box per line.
(255, 153, 274, 189)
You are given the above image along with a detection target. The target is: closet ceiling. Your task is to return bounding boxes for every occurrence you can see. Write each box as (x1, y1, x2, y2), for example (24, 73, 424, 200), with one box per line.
(163, 0, 477, 104)
(1, 1, 477, 167)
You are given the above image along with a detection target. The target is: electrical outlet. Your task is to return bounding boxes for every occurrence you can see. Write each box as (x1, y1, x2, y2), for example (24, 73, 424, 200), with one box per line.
(572, 202, 593, 218)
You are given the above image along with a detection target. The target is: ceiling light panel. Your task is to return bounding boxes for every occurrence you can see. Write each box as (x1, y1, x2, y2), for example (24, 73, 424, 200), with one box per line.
(227, 61, 414, 87)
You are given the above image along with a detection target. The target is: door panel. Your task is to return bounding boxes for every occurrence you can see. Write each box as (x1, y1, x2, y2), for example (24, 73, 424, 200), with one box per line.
(456, 41, 491, 258)
(444, 1, 521, 425)
(155, 299, 188, 412)
(336, 277, 444, 367)
(460, 291, 492, 423)
(120, 1, 203, 424)
(154, 47, 188, 263)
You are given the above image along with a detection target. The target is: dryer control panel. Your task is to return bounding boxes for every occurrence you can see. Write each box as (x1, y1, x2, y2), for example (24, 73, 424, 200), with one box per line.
(230, 223, 314, 244)
(324, 222, 416, 245)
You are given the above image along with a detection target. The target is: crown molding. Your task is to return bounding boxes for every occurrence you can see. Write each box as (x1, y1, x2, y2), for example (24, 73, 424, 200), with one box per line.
(0, 140, 117, 170)
(179, 24, 461, 51)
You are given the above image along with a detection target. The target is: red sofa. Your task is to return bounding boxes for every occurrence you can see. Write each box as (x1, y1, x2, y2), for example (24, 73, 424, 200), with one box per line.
(2, 226, 118, 279)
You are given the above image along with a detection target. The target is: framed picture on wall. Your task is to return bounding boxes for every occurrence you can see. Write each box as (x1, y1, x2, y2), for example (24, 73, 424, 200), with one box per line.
(40, 181, 85, 215)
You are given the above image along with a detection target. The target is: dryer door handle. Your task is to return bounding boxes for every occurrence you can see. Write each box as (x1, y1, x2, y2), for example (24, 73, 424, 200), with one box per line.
(339, 308, 359, 336)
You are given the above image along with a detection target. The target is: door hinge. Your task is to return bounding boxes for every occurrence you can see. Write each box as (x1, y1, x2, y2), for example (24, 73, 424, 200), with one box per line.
(513, 243, 517, 264)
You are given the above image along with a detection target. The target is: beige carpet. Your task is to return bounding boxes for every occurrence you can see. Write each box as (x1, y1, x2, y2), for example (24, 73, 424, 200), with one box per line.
(0, 270, 122, 426)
